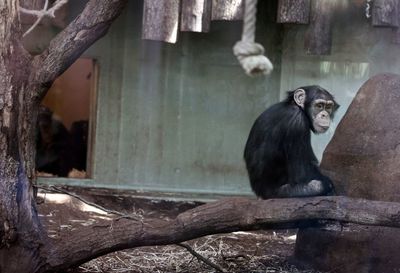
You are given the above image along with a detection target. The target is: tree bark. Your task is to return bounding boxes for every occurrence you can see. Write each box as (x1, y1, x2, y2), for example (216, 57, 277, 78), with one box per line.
(40, 196, 400, 272)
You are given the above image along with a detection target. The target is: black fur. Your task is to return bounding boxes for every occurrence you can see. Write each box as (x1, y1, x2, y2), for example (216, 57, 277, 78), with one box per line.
(244, 85, 338, 199)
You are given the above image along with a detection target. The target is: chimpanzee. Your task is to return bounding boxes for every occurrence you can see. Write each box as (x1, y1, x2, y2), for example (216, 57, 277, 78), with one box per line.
(36, 106, 71, 177)
(244, 86, 339, 199)
(69, 120, 89, 171)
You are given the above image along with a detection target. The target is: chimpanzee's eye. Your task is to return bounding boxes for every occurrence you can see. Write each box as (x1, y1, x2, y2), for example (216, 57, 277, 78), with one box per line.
(325, 104, 333, 112)
(316, 103, 323, 110)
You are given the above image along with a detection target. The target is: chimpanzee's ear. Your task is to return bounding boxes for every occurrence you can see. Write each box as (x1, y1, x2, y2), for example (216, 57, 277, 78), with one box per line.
(294, 89, 306, 109)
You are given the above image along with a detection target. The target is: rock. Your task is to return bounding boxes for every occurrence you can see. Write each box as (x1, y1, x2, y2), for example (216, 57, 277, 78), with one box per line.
(322, 73, 400, 202)
(295, 73, 400, 273)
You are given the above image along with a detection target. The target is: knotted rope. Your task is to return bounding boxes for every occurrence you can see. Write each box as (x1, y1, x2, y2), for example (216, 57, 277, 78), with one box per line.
(233, 0, 273, 76)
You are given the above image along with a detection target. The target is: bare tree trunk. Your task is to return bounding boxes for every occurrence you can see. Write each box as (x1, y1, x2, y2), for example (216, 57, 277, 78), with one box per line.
(0, 2, 45, 272)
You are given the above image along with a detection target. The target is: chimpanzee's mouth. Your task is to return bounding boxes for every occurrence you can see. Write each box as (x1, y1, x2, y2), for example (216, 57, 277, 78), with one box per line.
(314, 124, 329, 133)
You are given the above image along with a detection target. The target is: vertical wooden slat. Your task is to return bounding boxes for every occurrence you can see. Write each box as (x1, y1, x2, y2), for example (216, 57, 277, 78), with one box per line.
(393, 0, 400, 43)
(304, 0, 334, 55)
(372, 0, 399, 27)
(277, 0, 310, 24)
(211, 0, 244, 21)
(181, 0, 212, 32)
(142, 0, 180, 43)
(393, 27, 400, 44)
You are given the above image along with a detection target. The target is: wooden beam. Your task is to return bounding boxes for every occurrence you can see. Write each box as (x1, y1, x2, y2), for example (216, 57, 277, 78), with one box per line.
(142, 0, 180, 43)
(211, 0, 244, 21)
(277, 0, 310, 24)
(304, 0, 334, 55)
(181, 0, 212, 32)
(372, 0, 399, 27)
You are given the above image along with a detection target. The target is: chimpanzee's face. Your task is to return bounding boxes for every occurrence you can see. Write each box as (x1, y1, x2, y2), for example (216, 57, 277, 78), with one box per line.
(309, 98, 335, 134)
(292, 86, 339, 134)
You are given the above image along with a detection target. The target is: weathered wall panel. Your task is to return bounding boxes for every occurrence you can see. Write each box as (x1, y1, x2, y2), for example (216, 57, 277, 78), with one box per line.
(40, 1, 283, 197)
(116, 2, 282, 194)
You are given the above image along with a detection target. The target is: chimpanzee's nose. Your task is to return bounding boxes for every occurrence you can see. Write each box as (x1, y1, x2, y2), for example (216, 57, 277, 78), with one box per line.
(321, 111, 328, 118)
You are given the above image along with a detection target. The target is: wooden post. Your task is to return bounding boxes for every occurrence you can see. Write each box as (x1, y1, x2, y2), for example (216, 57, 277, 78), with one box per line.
(391, 1, 400, 43)
(372, 0, 399, 27)
(181, 0, 212, 32)
(211, 0, 244, 21)
(393, 27, 400, 44)
(142, 0, 180, 43)
(304, 0, 334, 55)
(277, 0, 310, 24)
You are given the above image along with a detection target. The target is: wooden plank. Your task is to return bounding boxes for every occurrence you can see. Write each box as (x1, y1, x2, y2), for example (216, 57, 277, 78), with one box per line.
(304, 0, 334, 55)
(277, 0, 310, 24)
(181, 0, 212, 32)
(393, 27, 400, 44)
(372, 0, 399, 27)
(211, 0, 244, 21)
(391, 1, 400, 43)
(142, 0, 180, 43)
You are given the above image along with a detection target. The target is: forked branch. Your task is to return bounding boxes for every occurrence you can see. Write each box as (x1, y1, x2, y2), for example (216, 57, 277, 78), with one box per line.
(31, 0, 127, 99)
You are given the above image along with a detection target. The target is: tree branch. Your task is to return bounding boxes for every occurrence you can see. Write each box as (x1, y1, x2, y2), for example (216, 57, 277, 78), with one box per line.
(177, 242, 227, 273)
(20, 0, 69, 38)
(41, 196, 400, 272)
(31, 0, 127, 98)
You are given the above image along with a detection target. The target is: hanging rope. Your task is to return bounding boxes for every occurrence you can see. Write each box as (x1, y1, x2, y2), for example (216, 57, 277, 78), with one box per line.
(233, 0, 273, 77)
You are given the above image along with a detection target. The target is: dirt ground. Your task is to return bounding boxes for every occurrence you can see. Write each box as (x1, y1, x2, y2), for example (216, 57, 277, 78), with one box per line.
(36, 186, 322, 273)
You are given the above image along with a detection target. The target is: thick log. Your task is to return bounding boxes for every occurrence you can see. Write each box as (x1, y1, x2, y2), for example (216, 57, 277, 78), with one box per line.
(43, 196, 400, 272)
(372, 0, 399, 27)
(277, 0, 310, 24)
(142, 0, 180, 43)
(181, 0, 212, 32)
(211, 0, 244, 21)
(304, 0, 334, 55)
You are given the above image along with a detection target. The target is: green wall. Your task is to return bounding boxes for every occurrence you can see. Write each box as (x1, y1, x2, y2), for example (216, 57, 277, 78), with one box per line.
(40, 1, 283, 197)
